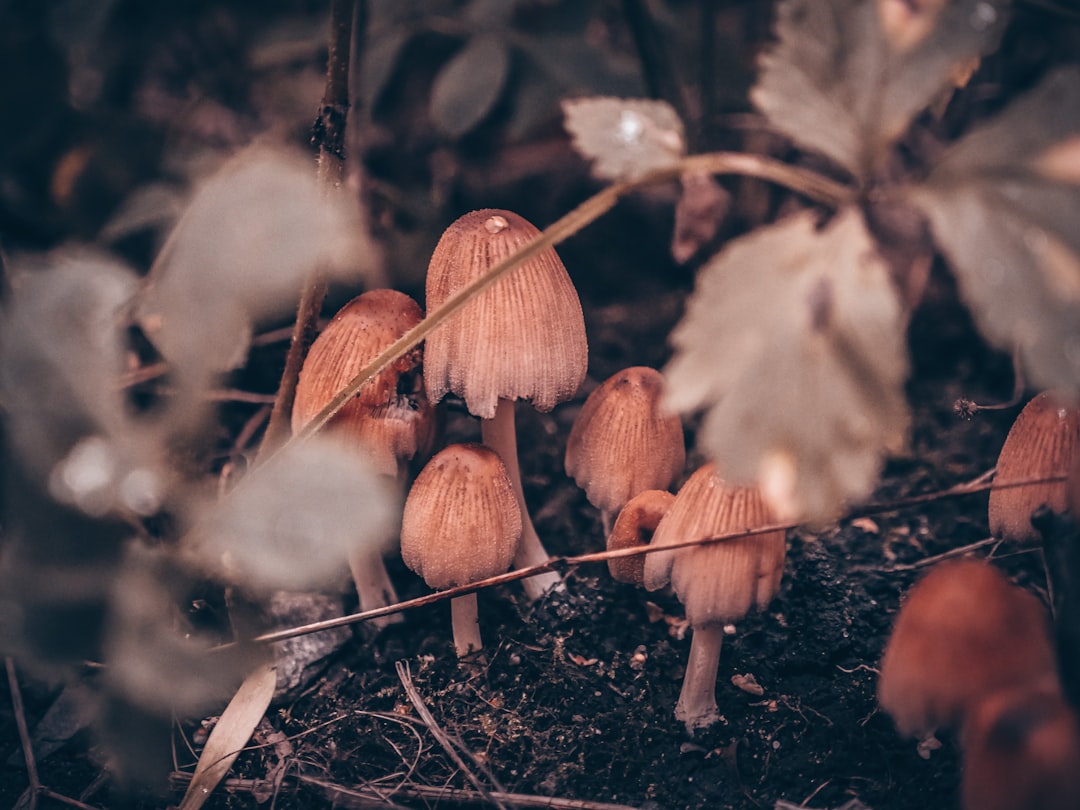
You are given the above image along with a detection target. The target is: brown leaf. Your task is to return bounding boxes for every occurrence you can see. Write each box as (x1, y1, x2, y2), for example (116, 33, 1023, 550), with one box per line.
(671, 173, 731, 265)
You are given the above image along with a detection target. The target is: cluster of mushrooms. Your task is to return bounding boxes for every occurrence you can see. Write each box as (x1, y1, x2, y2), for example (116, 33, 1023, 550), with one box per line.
(291, 208, 786, 731)
(877, 391, 1080, 809)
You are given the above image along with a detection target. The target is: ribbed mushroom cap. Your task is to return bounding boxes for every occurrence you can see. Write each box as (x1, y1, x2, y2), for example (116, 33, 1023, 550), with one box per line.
(292, 289, 435, 477)
(877, 559, 1058, 739)
(607, 489, 675, 586)
(565, 367, 686, 515)
(961, 683, 1080, 810)
(400, 443, 522, 590)
(423, 209, 588, 419)
(989, 392, 1080, 542)
(642, 464, 785, 627)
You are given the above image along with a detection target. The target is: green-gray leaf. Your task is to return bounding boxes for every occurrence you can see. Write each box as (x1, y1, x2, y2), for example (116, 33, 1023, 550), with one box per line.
(751, 0, 1010, 177)
(908, 67, 1080, 394)
(664, 209, 910, 522)
(429, 35, 511, 138)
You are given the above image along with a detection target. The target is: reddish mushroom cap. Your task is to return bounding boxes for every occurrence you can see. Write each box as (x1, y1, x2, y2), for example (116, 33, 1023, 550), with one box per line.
(607, 489, 675, 586)
(292, 289, 435, 476)
(423, 209, 587, 419)
(565, 366, 686, 515)
(877, 559, 1059, 739)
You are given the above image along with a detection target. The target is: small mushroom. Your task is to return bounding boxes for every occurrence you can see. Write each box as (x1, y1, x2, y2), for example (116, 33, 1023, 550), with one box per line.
(424, 209, 587, 600)
(989, 392, 1080, 543)
(292, 289, 436, 624)
(565, 366, 685, 534)
(642, 464, 785, 732)
(960, 682, 1080, 810)
(877, 559, 1058, 740)
(606, 489, 675, 586)
(400, 443, 522, 657)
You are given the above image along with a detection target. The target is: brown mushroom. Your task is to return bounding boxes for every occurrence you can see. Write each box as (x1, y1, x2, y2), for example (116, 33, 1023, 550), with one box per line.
(424, 209, 587, 601)
(642, 464, 785, 732)
(292, 289, 436, 624)
(989, 392, 1080, 543)
(961, 683, 1080, 810)
(606, 489, 674, 586)
(877, 559, 1059, 740)
(565, 366, 685, 534)
(400, 443, 522, 657)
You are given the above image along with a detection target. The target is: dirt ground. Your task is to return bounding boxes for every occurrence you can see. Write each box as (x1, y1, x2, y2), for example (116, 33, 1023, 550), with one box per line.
(1, 2, 1074, 808)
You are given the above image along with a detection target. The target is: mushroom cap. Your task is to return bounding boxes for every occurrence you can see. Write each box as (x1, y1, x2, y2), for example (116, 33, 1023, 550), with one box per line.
(642, 464, 785, 626)
(607, 489, 675, 586)
(877, 559, 1058, 739)
(400, 443, 522, 590)
(423, 209, 588, 419)
(989, 392, 1080, 542)
(292, 289, 436, 477)
(565, 366, 686, 515)
(961, 684, 1080, 810)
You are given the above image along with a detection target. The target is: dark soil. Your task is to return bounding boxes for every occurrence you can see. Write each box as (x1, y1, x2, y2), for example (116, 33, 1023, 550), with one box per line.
(1, 2, 1074, 809)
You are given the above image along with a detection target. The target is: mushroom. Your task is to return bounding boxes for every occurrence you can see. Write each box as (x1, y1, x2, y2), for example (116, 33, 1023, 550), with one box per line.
(961, 683, 1080, 810)
(642, 464, 785, 732)
(292, 289, 436, 624)
(424, 209, 587, 601)
(606, 489, 674, 586)
(877, 559, 1059, 741)
(565, 366, 685, 535)
(989, 392, 1080, 543)
(400, 443, 522, 657)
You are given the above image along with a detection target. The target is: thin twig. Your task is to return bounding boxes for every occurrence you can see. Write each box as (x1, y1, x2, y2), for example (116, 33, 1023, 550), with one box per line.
(394, 661, 511, 810)
(874, 536, 1000, 572)
(6, 657, 40, 810)
(38, 789, 102, 810)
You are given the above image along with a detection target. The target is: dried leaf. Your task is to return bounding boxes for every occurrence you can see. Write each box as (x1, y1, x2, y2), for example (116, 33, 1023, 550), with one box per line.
(907, 68, 1080, 394)
(751, 0, 1009, 176)
(562, 97, 685, 182)
(177, 661, 276, 810)
(664, 209, 910, 522)
(429, 35, 510, 137)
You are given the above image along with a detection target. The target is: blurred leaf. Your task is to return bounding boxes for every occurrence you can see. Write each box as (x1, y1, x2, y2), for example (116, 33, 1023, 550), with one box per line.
(177, 661, 276, 810)
(429, 35, 511, 137)
(908, 67, 1080, 394)
(671, 173, 731, 264)
(751, 0, 1010, 177)
(464, 0, 517, 28)
(182, 436, 398, 595)
(562, 97, 685, 182)
(360, 25, 414, 113)
(664, 209, 909, 522)
(99, 181, 185, 244)
(518, 32, 643, 97)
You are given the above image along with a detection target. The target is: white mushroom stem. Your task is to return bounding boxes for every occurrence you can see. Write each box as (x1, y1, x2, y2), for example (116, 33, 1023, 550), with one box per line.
(675, 624, 724, 733)
(451, 593, 483, 657)
(600, 510, 615, 538)
(481, 398, 564, 601)
(347, 547, 403, 629)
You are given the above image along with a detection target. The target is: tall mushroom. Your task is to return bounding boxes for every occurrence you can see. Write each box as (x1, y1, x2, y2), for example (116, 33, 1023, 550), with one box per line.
(642, 464, 785, 732)
(424, 209, 587, 600)
(989, 392, 1080, 543)
(565, 366, 685, 535)
(292, 289, 436, 624)
(400, 443, 522, 657)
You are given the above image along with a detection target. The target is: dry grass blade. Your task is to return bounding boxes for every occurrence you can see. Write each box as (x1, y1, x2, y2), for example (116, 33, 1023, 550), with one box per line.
(177, 661, 276, 810)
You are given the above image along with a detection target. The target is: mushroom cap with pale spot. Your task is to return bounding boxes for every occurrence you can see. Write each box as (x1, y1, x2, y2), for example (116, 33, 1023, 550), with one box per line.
(424, 209, 587, 419)
(642, 463, 785, 626)
(566, 366, 685, 515)
(292, 289, 436, 477)
(400, 443, 522, 590)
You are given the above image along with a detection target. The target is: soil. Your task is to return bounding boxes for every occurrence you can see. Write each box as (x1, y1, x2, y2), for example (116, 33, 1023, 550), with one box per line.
(0, 2, 1074, 809)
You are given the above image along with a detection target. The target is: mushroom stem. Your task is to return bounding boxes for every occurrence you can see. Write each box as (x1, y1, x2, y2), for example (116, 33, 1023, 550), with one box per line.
(600, 510, 615, 538)
(676, 624, 724, 733)
(481, 398, 563, 600)
(450, 593, 483, 657)
(347, 546, 403, 629)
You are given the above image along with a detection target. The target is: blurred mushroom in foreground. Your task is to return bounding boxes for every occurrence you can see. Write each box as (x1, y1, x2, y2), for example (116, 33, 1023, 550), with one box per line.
(400, 443, 522, 658)
(565, 366, 685, 535)
(292, 289, 436, 625)
(989, 392, 1080, 543)
(643, 464, 785, 732)
(424, 209, 587, 601)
